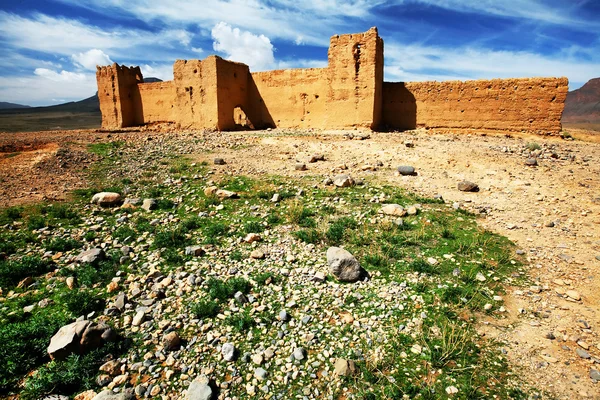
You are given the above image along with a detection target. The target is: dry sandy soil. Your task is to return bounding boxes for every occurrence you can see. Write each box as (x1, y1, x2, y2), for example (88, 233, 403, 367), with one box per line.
(0, 127, 599, 398)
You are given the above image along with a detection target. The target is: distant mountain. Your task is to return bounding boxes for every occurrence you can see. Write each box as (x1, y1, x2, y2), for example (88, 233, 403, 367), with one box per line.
(0, 102, 30, 110)
(0, 77, 163, 115)
(563, 78, 600, 124)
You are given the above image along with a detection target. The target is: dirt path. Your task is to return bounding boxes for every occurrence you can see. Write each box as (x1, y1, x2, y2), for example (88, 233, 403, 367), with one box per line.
(1, 127, 599, 397)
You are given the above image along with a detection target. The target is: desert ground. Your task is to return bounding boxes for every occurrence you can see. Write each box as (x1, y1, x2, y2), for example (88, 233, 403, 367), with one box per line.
(0, 126, 599, 399)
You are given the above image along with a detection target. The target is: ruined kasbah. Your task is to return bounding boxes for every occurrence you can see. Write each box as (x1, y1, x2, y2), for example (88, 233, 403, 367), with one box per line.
(96, 27, 568, 134)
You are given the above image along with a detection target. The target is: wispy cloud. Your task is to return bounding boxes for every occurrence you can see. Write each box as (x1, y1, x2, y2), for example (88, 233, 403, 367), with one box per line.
(384, 41, 600, 87)
(0, 12, 194, 59)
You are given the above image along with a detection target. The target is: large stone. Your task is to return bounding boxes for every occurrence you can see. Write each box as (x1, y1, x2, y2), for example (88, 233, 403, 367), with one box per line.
(334, 358, 357, 377)
(216, 189, 238, 199)
(91, 192, 122, 207)
(326, 247, 363, 282)
(163, 331, 181, 351)
(141, 199, 158, 211)
(457, 181, 479, 192)
(333, 174, 355, 187)
(48, 320, 115, 361)
(76, 248, 106, 264)
(185, 246, 205, 257)
(91, 390, 134, 400)
(186, 375, 213, 400)
(380, 204, 406, 217)
(222, 342, 236, 361)
(47, 320, 91, 360)
(397, 166, 416, 176)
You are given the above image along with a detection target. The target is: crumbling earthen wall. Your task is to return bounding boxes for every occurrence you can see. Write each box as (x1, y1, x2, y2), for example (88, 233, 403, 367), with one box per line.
(96, 28, 568, 134)
(383, 77, 569, 133)
(214, 58, 251, 131)
(249, 68, 329, 129)
(326, 28, 384, 129)
(247, 27, 384, 130)
(96, 64, 143, 129)
(137, 81, 176, 124)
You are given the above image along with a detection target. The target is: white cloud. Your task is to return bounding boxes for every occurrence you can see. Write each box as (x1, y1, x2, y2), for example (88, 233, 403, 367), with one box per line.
(0, 71, 96, 106)
(34, 68, 88, 82)
(408, 0, 597, 28)
(71, 49, 113, 70)
(384, 42, 600, 88)
(139, 64, 174, 81)
(0, 12, 194, 59)
(211, 22, 275, 71)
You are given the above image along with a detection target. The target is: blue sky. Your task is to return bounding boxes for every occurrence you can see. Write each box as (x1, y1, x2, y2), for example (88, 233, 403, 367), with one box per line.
(0, 0, 598, 106)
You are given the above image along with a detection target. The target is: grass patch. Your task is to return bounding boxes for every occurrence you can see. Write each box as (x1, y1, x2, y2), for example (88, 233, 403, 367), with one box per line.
(43, 237, 82, 252)
(87, 141, 124, 156)
(190, 299, 221, 319)
(206, 277, 251, 302)
(0, 256, 53, 289)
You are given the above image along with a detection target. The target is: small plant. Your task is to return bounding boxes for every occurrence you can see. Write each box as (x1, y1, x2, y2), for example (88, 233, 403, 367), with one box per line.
(326, 217, 358, 244)
(59, 290, 105, 317)
(206, 277, 251, 302)
(254, 271, 276, 285)
(0, 206, 23, 224)
(87, 141, 124, 156)
(293, 229, 322, 244)
(190, 299, 221, 319)
(43, 237, 82, 252)
(408, 259, 438, 275)
(422, 322, 472, 368)
(441, 227, 455, 239)
(225, 309, 254, 332)
(83, 231, 97, 242)
(526, 142, 541, 151)
(27, 215, 47, 230)
(288, 204, 316, 227)
(153, 227, 190, 249)
(229, 250, 243, 261)
(243, 220, 264, 234)
(266, 213, 281, 225)
(203, 222, 229, 244)
(0, 256, 53, 289)
(113, 226, 137, 243)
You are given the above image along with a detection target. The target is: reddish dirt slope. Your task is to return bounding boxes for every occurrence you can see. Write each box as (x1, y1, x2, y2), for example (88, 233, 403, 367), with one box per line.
(563, 78, 600, 124)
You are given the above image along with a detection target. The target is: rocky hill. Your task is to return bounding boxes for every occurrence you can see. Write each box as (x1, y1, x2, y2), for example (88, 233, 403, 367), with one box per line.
(0, 102, 30, 110)
(562, 77, 600, 124)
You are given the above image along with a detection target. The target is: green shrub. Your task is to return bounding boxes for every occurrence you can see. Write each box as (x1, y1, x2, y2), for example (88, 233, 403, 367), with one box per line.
(254, 272, 276, 285)
(326, 217, 358, 244)
(27, 215, 47, 230)
(113, 226, 137, 243)
(190, 299, 220, 319)
(408, 259, 438, 275)
(206, 277, 251, 302)
(0, 256, 52, 289)
(43, 238, 82, 252)
(293, 229, 321, 244)
(0, 311, 69, 392)
(0, 206, 23, 225)
(59, 290, 105, 317)
(153, 227, 190, 249)
(289, 205, 316, 227)
(243, 220, 264, 234)
(225, 309, 254, 332)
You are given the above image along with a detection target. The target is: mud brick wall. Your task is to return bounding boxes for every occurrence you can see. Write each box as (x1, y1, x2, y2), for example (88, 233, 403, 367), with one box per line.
(249, 68, 329, 129)
(96, 27, 568, 134)
(383, 77, 569, 133)
(96, 64, 143, 129)
(327, 27, 383, 129)
(137, 81, 176, 124)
